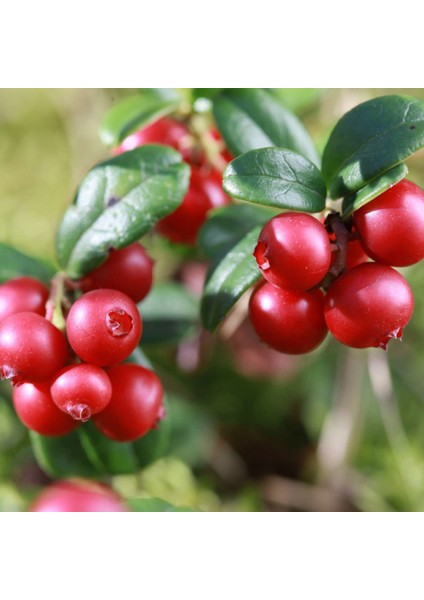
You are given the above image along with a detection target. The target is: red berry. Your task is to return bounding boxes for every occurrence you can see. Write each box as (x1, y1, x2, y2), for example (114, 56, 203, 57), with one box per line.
(50, 364, 112, 422)
(0, 312, 69, 385)
(115, 117, 191, 160)
(157, 166, 230, 245)
(324, 262, 414, 349)
(254, 212, 332, 291)
(13, 382, 79, 436)
(30, 479, 127, 512)
(66, 289, 142, 366)
(345, 238, 369, 270)
(0, 276, 49, 323)
(353, 179, 424, 266)
(249, 280, 328, 354)
(93, 363, 164, 442)
(80, 243, 154, 303)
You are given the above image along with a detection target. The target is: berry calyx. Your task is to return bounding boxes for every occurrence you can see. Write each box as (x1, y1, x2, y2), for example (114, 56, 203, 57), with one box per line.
(0, 277, 49, 324)
(249, 281, 328, 354)
(13, 382, 80, 436)
(66, 289, 142, 366)
(30, 479, 127, 512)
(93, 363, 164, 442)
(50, 364, 112, 422)
(353, 179, 424, 267)
(324, 262, 414, 349)
(253, 212, 332, 291)
(79, 243, 154, 303)
(0, 312, 69, 385)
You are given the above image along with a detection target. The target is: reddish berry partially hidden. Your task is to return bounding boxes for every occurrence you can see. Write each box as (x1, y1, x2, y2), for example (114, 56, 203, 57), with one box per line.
(30, 479, 127, 512)
(324, 262, 414, 349)
(114, 117, 191, 160)
(254, 212, 332, 291)
(0, 276, 49, 323)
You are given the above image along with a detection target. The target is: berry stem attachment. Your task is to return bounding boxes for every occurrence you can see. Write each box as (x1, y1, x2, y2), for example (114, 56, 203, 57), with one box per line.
(320, 212, 350, 290)
(45, 271, 68, 333)
(188, 114, 228, 173)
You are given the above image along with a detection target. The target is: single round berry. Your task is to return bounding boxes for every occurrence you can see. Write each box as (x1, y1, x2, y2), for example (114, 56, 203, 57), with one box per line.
(249, 280, 328, 354)
(13, 382, 79, 436)
(157, 166, 230, 245)
(30, 479, 127, 512)
(50, 364, 112, 422)
(0, 312, 69, 385)
(79, 243, 154, 303)
(93, 363, 164, 442)
(0, 276, 49, 323)
(353, 179, 424, 267)
(66, 289, 142, 366)
(253, 212, 332, 291)
(324, 262, 414, 349)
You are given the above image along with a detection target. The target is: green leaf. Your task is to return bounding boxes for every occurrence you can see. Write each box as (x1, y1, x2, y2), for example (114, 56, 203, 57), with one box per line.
(138, 282, 199, 344)
(223, 148, 327, 213)
(78, 422, 139, 475)
(199, 204, 272, 263)
(342, 164, 409, 218)
(192, 88, 223, 102)
(99, 90, 181, 147)
(0, 243, 54, 284)
(322, 94, 424, 198)
(127, 497, 195, 512)
(213, 88, 319, 165)
(56, 145, 190, 278)
(201, 225, 262, 332)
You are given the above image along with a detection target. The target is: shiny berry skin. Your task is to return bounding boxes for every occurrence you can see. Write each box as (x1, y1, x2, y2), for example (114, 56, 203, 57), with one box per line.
(13, 382, 79, 436)
(114, 117, 191, 160)
(93, 363, 164, 442)
(254, 212, 332, 291)
(66, 289, 142, 366)
(80, 243, 154, 303)
(0, 276, 49, 323)
(50, 364, 112, 422)
(249, 280, 328, 354)
(353, 179, 424, 266)
(30, 479, 127, 512)
(345, 238, 369, 270)
(157, 166, 230, 245)
(324, 262, 414, 349)
(0, 312, 69, 385)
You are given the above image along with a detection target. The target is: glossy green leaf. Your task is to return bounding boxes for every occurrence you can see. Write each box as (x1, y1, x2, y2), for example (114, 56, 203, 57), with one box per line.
(342, 163, 409, 218)
(127, 497, 195, 512)
(199, 203, 272, 263)
(99, 90, 181, 147)
(223, 148, 327, 213)
(0, 243, 54, 284)
(192, 88, 223, 101)
(322, 94, 424, 198)
(78, 423, 139, 475)
(138, 282, 199, 344)
(213, 88, 319, 165)
(201, 225, 262, 332)
(56, 145, 190, 278)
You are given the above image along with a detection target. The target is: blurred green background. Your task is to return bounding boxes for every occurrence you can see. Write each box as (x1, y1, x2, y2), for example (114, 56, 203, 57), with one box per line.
(1, 88, 424, 512)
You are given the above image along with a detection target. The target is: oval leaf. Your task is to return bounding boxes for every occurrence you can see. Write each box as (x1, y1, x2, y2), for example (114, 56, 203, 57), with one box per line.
(322, 94, 424, 198)
(342, 164, 409, 218)
(213, 88, 320, 165)
(201, 225, 262, 332)
(138, 281, 199, 344)
(56, 145, 190, 279)
(0, 243, 54, 284)
(223, 148, 327, 213)
(99, 90, 181, 147)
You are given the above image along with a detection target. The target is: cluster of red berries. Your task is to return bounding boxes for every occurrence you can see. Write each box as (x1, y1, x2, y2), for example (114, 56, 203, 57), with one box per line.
(0, 242, 164, 441)
(115, 116, 231, 245)
(249, 179, 423, 354)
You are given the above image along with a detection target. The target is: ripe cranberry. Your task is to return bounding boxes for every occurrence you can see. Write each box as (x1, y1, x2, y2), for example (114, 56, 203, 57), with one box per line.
(353, 179, 424, 266)
(66, 289, 142, 366)
(324, 262, 414, 349)
(13, 382, 79, 436)
(0, 312, 69, 385)
(30, 479, 127, 512)
(114, 116, 191, 160)
(50, 364, 112, 422)
(157, 166, 230, 245)
(0, 276, 49, 323)
(254, 212, 332, 291)
(249, 281, 328, 354)
(80, 243, 154, 303)
(93, 363, 164, 442)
